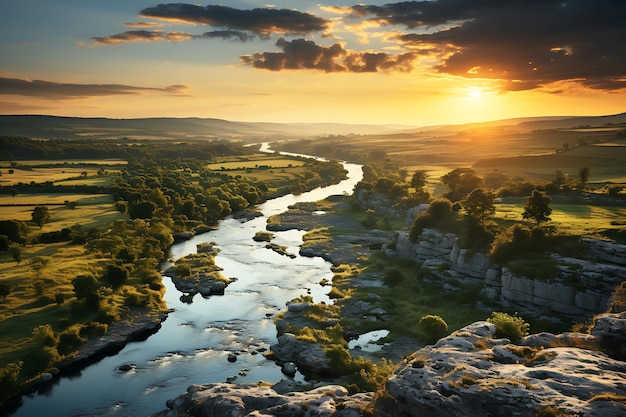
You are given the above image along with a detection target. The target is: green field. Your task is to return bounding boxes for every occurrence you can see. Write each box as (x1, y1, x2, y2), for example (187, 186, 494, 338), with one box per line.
(495, 198, 626, 237)
(205, 154, 307, 170)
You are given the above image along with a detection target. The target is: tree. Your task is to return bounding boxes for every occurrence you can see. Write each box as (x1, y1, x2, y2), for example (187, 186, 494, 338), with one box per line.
(72, 274, 99, 301)
(9, 245, 22, 264)
(461, 188, 495, 224)
(128, 201, 157, 219)
(522, 190, 552, 225)
(441, 168, 485, 201)
(410, 170, 427, 189)
(31, 206, 51, 229)
(579, 167, 590, 189)
(29, 256, 49, 279)
(0, 283, 11, 302)
(102, 263, 129, 289)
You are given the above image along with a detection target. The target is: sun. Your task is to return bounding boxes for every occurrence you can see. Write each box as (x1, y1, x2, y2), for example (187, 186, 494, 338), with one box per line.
(467, 87, 484, 99)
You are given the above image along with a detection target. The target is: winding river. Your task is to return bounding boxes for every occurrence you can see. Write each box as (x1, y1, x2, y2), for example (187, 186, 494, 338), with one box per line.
(10, 147, 363, 417)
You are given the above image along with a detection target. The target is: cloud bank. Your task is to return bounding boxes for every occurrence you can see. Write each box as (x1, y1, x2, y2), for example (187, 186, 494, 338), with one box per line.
(139, 4, 329, 38)
(342, 0, 626, 91)
(0, 77, 188, 99)
(241, 38, 416, 73)
(87, 1, 626, 91)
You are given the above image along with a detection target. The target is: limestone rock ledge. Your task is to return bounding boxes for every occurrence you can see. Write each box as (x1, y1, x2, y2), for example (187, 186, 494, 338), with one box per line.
(150, 383, 372, 417)
(387, 321, 626, 417)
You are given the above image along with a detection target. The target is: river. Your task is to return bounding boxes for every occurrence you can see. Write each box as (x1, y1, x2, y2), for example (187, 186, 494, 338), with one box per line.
(9, 148, 363, 417)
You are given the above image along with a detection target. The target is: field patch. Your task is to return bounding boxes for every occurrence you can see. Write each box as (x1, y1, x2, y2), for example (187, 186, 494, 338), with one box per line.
(494, 198, 626, 237)
(0, 194, 125, 231)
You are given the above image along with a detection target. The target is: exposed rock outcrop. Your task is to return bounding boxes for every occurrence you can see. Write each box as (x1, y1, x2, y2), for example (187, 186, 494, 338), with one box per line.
(392, 229, 626, 320)
(151, 383, 372, 417)
(152, 318, 626, 417)
(387, 321, 626, 417)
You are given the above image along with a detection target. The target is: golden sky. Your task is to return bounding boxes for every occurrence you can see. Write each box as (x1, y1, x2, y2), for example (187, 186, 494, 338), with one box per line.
(1, 1, 625, 126)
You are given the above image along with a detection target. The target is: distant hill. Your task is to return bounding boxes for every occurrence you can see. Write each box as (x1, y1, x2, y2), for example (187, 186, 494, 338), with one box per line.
(414, 112, 626, 134)
(0, 115, 408, 141)
(0, 112, 624, 141)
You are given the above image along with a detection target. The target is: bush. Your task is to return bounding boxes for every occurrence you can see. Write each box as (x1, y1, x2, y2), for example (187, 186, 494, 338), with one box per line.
(57, 328, 87, 355)
(32, 324, 57, 347)
(487, 312, 530, 341)
(418, 314, 449, 342)
(409, 198, 454, 242)
(383, 268, 404, 287)
(0, 361, 23, 403)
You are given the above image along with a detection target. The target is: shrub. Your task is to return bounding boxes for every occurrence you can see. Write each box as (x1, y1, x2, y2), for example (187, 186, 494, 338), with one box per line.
(57, 328, 87, 355)
(383, 268, 404, 287)
(32, 324, 57, 347)
(487, 312, 530, 341)
(0, 361, 23, 403)
(418, 315, 449, 342)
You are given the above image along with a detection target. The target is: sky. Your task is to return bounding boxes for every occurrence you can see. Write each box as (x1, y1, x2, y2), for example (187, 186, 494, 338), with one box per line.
(1, 0, 625, 126)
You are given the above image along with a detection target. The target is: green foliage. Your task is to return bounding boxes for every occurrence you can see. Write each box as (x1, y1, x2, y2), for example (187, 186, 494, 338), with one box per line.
(441, 168, 485, 202)
(32, 324, 58, 347)
(0, 361, 23, 403)
(523, 190, 552, 225)
(461, 188, 495, 224)
(31, 205, 51, 228)
(0, 283, 11, 302)
(489, 224, 537, 264)
(102, 263, 129, 289)
(487, 312, 530, 341)
(383, 268, 405, 287)
(72, 274, 99, 301)
(409, 198, 455, 241)
(418, 314, 449, 342)
(57, 328, 87, 355)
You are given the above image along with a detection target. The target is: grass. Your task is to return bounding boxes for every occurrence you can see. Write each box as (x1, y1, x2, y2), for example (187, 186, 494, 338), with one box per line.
(205, 154, 306, 170)
(0, 243, 108, 367)
(0, 194, 125, 230)
(494, 198, 626, 239)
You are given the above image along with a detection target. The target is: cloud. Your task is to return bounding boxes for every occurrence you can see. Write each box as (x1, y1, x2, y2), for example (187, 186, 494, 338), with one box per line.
(139, 4, 329, 38)
(0, 77, 189, 99)
(240, 38, 416, 73)
(124, 21, 163, 28)
(199, 30, 255, 42)
(91, 28, 255, 45)
(343, 0, 626, 91)
(91, 30, 193, 45)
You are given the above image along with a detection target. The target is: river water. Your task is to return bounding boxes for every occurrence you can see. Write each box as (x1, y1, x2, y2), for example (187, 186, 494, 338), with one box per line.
(10, 149, 363, 417)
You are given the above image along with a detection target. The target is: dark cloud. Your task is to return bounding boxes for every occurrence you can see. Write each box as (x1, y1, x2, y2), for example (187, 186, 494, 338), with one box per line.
(91, 30, 193, 45)
(199, 30, 255, 43)
(91, 29, 254, 45)
(124, 21, 163, 28)
(0, 77, 188, 99)
(347, 0, 626, 91)
(240, 38, 416, 73)
(140, 4, 329, 38)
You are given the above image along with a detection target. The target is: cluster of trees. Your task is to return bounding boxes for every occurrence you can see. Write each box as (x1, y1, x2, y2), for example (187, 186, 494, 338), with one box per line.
(407, 166, 558, 264)
(355, 160, 431, 207)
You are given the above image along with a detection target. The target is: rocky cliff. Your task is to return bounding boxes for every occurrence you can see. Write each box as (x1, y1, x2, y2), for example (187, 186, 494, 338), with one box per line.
(392, 229, 626, 320)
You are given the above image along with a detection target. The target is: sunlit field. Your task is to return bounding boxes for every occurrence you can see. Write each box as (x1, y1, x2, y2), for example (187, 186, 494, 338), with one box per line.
(0, 194, 125, 232)
(495, 198, 626, 237)
(205, 154, 307, 170)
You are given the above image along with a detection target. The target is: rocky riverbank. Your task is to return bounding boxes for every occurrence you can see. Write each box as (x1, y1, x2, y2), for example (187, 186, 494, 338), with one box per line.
(151, 314, 626, 417)
(12, 307, 168, 404)
(150, 195, 626, 416)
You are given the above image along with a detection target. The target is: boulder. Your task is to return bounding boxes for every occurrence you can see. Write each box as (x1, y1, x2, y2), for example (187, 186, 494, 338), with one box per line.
(590, 312, 626, 359)
(270, 333, 332, 374)
(151, 383, 371, 417)
(387, 321, 626, 417)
